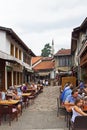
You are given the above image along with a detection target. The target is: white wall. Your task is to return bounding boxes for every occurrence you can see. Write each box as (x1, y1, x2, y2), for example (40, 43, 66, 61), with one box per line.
(0, 31, 10, 54)
(50, 70, 55, 79)
(74, 48, 78, 66)
(0, 31, 24, 62)
(0, 30, 31, 70)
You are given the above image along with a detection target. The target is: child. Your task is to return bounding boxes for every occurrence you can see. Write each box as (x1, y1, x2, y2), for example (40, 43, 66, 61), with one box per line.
(71, 98, 87, 123)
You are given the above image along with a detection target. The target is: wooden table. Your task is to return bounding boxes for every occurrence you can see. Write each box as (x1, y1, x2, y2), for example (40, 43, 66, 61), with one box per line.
(0, 99, 19, 105)
(26, 88, 36, 93)
(22, 93, 31, 96)
(0, 99, 19, 125)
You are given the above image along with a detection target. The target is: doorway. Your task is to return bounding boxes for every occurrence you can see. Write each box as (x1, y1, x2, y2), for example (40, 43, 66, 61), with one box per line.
(7, 71, 12, 89)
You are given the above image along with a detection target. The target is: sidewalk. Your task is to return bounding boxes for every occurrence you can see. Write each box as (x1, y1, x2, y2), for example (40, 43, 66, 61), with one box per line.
(0, 86, 68, 130)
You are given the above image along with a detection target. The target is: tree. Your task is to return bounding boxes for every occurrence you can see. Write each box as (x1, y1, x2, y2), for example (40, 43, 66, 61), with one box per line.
(41, 43, 51, 57)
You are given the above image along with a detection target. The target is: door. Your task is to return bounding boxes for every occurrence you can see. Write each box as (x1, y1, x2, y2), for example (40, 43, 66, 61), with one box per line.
(7, 71, 12, 89)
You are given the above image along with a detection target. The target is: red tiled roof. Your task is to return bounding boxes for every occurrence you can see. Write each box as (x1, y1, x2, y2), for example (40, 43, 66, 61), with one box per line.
(33, 60, 55, 71)
(32, 56, 42, 65)
(42, 57, 53, 61)
(55, 49, 71, 56)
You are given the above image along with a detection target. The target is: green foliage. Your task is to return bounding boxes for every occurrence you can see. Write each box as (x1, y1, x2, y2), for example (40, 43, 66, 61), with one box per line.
(41, 43, 51, 57)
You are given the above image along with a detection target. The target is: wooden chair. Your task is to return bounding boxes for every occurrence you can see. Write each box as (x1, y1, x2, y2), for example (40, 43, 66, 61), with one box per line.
(69, 116, 87, 130)
(57, 96, 71, 128)
(0, 105, 3, 125)
(57, 97, 66, 117)
(22, 96, 29, 108)
(37, 85, 43, 93)
(28, 92, 37, 105)
(0, 104, 18, 126)
(28, 95, 36, 105)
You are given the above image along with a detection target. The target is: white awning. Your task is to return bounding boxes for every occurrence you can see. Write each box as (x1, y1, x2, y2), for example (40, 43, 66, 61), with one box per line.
(0, 50, 33, 72)
(0, 50, 22, 65)
(38, 72, 50, 76)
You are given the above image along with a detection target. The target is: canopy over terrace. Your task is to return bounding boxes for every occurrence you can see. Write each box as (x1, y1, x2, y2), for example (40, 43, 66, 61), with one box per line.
(0, 50, 33, 71)
(38, 72, 50, 76)
(0, 50, 23, 65)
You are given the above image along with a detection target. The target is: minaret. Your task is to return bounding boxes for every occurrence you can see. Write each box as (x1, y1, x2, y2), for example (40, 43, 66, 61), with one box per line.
(51, 39, 54, 57)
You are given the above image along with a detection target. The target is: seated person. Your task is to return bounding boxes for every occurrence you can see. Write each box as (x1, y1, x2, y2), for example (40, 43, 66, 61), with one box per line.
(63, 82, 70, 89)
(1, 90, 6, 100)
(71, 98, 87, 123)
(64, 89, 81, 112)
(60, 82, 74, 103)
(31, 83, 37, 91)
(79, 85, 87, 97)
(60, 82, 70, 102)
(62, 83, 74, 103)
(45, 80, 48, 86)
(34, 83, 38, 92)
(83, 86, 87, 96)
(21, 83, 28, 93)
(78, 80, 85, 91)
(12, 89, 22, 114)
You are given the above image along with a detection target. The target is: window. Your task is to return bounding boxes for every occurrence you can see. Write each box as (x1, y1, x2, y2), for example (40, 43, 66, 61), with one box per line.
(10, 44, 14, 56)
(66, 57, 69, 66)
(59, 57, 63, 66)
(23, 52, 31, 65)
(19, 50, 22, 60)
(58, 56, 71, 67)
(15, 47, 18, 58)
(23, 52, 26, 63)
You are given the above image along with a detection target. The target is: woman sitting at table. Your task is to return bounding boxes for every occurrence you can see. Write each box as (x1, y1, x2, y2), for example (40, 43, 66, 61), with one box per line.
(1, 90, 6, 100)
(79, 85, 87, 97)
(71, 98, 87, 123)
(12, 89, 22, 115)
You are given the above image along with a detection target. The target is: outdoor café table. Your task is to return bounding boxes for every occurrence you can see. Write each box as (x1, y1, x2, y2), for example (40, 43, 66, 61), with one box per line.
(22, 93, 31, 96)
(0, 99, 19, 105)
(26, 88, 36, 93)
(0, 99, 19, 125)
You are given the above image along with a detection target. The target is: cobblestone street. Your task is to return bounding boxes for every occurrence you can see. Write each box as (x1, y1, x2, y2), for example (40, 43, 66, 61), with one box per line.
(0, 86, 68, 130)
(28, 85, 59, 112)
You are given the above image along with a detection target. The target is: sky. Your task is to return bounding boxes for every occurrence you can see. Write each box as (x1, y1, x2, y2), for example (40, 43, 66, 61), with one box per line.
(0, 0, 87, 56)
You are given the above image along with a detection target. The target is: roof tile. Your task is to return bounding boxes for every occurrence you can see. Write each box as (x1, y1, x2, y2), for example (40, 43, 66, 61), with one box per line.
(33, 60, 54, 71)
(32, 56, 42, 65)
(55, 49, 71, 56)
